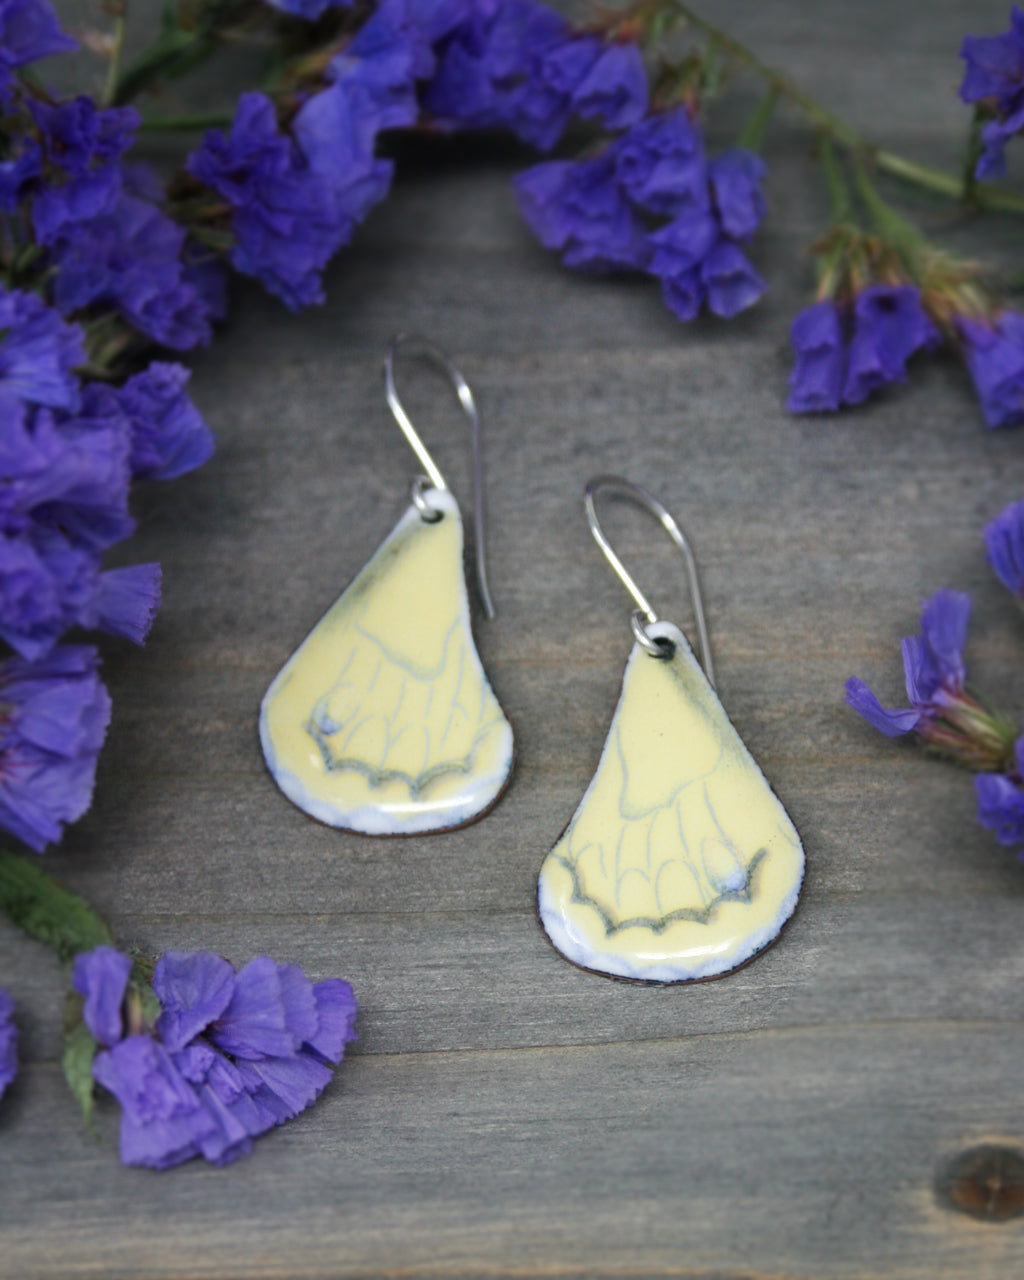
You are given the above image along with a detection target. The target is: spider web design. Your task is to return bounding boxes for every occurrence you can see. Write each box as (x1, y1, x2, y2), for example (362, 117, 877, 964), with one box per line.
(551, 718, 801, 938)
(304, 614, 507, 798)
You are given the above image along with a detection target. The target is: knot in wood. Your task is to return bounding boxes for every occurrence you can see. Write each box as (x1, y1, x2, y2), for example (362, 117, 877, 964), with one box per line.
(936, 1144, 1024, 1222)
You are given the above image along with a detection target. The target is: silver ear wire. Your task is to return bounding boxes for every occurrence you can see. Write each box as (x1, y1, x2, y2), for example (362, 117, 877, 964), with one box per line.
(584, 475, 715, 687)
(384, 333, 494, 619)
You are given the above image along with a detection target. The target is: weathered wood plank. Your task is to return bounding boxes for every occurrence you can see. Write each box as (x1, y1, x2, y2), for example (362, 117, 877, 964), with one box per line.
(4, 2, 1024, 1276)
(4, 1024, 1024, 1279)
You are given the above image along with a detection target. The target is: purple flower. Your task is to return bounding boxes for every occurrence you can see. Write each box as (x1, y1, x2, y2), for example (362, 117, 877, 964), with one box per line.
(976, 735, 1024, 852)
(496, 4, 577, 148)
(154, 950, 235, 1052)
(90, 947, 357, 1168)
(700, 239, 765, 318)
(93, 1035, 227, 1169)
(789, 287, 940, 414)
(612, 107, 708, 216)
(984, 495, 1024, 597)
(0, 988, 16, 1099)
(709, 148, 767, 240)
(0, 0, 76, 85)
(0, 645, 111, 852)
(206, 957, 317, 1059)
(6, 385, 134, 551)
(537, 31, 600, 95)
(292, 83, 395, 241)
(569, 39, 647, 130)
(514, 154, 646, 272)
(117, 362, 214, 481)
(327, 0, 429, 131)
(71, 946, 132, 1046)
(30, 97, 138, 177)
(846, 589, 970, 738)
(0, 287, 84, 411)
(0, 385, 160, 658)
(47, 189, 214, 350)
(29, 97, 140, 244)
(842, 284, 940, 406)
(87, 562, 162, 644)
(427, 5, 646, 149)
(646, 208, 718, 276)
(426, 0, 574, 149)
(787, 301, 843, 412)
(960, 6, 1024, 176)
(0, 137, 40, 211)
(0, 524, 160, 660)
(961, 6, 1024, 106)
(189, 92, 349, 311)
(846, 589, 1017, 770)
(958, 311, 1024, 428)
(645, 208, 717, 320)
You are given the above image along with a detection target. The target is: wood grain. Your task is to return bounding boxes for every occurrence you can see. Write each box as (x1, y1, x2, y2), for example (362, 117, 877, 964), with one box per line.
(3, 1, 1024, 1276)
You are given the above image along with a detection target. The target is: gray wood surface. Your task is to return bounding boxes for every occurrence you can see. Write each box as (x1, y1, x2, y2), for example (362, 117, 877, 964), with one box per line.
(3, 2, 1024, 1276)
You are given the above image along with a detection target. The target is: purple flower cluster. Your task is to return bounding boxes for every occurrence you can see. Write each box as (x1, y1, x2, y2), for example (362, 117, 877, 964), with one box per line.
(847, 497, 1024, 862)
(187, 0, 465, 310)
(74, 945, 357, 1168)
(515, 107, 767, 321)
(0, 988, 16, 1100)
(426, 0, 647, 150)
(188, 93, 346, 311)
(788, 286, 940, 413)
(0, 283, 215, 661)
(0, 81, 221, 349)
(184, 0, 656, 310)
(0, 1, 222, 850)
(0, 288, 212, 850)
(960, 5, 1024, 179)
(957, 311, 1024, 428)
(845, 589, 1017, 772)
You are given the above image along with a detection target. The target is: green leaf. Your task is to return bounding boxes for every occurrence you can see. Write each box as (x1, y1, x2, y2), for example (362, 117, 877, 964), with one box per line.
(0, 849, 113, 964)
(61, 1017, 98, 1132)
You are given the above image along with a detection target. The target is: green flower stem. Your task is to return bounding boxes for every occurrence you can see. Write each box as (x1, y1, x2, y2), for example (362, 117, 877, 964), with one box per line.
(736, 85, 779, 153)
(664, 0, 1024, 217)
(963, 107, 985, 204)
(137, 112, 234, 132)
(851, 153, 925, 254)
(819, 136, 853, 225)
(101, 3, 129, 110)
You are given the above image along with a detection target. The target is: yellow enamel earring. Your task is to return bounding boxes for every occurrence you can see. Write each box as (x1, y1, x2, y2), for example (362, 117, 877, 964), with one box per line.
(537, 476, 804, 981)
(260, 336, 514, 834)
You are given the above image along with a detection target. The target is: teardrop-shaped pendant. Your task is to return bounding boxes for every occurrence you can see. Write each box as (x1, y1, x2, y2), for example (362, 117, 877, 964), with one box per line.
(538, 619, 804, 981)
(538, 476, 804, 982)
(261, 489, 514, 834)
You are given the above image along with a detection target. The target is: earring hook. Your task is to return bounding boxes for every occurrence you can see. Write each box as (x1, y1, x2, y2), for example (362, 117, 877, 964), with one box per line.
(384, 333, 495, 620)
(584, 475, 715, 687)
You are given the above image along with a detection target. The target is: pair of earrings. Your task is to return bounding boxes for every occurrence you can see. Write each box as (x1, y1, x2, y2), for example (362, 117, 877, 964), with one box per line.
(260, 338, 805, 984)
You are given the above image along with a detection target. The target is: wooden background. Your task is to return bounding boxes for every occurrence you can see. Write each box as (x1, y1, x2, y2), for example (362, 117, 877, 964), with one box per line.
(3, 2, 1024, 1276)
